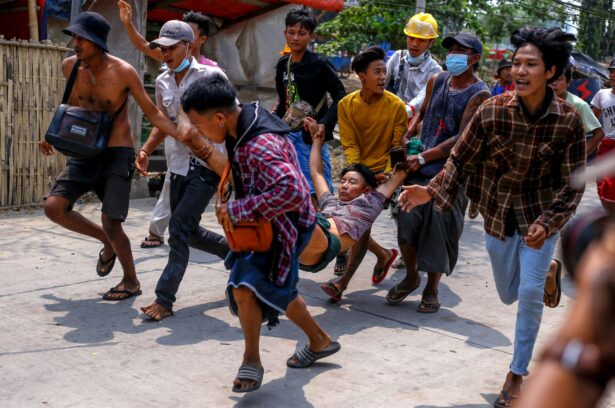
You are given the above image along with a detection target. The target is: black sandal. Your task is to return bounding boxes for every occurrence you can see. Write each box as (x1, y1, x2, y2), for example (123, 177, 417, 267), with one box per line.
(287, 342, 341, 368)
(140, 236, 163, 248)
(232, 365, 264, 393)
(333, 251, 348, 276)
(96, 249, 116, 277)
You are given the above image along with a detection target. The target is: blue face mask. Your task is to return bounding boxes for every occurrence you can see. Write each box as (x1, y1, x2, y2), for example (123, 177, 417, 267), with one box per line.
(172, 58, 190, 73)
(407, 52, 427, 66)
(445, 53, 470, 76)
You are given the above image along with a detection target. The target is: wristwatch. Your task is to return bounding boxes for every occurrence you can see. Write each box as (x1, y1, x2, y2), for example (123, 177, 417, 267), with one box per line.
(417, 153, 426, 166)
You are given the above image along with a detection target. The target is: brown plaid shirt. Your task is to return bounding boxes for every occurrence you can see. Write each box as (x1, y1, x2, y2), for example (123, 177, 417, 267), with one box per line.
(427, 90, 586, 239)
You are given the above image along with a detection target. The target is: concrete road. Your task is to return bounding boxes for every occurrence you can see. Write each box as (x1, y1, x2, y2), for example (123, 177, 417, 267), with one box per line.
(1, 184, 613, 407)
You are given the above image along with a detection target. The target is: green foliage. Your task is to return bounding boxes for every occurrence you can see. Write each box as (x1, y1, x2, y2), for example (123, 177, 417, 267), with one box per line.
(316, 0, 568, 58)
(577, 0, 615, 60)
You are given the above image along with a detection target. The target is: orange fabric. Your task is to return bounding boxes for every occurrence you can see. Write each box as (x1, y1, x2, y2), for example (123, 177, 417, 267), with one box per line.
(216, 162, 273, 252)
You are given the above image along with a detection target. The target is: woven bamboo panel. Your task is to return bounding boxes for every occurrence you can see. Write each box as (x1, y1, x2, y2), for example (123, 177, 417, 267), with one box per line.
(0, 39, 68, 207)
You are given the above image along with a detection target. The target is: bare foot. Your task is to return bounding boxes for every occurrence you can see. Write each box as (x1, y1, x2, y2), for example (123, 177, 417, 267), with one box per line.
(140, 302, 173, 321)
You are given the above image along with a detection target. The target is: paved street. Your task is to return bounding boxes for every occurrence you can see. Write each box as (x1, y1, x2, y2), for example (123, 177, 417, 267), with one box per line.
(1, 183, 613, 407)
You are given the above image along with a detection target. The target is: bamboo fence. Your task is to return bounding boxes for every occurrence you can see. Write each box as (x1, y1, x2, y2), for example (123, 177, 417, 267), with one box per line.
(0, 38, 68, 208)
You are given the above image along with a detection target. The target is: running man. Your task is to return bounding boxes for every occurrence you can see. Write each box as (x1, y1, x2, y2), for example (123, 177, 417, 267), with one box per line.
(40, 12, 180, 300)
(397, 27, 585, 407)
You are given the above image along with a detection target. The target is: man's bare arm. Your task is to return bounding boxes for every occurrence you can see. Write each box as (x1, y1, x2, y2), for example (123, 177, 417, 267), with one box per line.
(376, 167, 409, 198)
(125, 65, 177, 138)
(587, 127, 605, 157)
(306, 117, 332, 199)
(118, 0, 163, 62)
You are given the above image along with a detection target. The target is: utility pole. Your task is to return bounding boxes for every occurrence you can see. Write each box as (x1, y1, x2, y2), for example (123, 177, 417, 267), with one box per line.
(416, 0, 426, 13)
(27, 0, 39, 41)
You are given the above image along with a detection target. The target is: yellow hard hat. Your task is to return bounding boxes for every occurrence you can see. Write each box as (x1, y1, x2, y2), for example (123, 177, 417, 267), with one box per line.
(404, 13, 438, 39)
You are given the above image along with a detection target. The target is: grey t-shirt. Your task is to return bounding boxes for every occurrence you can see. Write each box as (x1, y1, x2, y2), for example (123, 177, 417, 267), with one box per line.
(319, 191, 387, 241)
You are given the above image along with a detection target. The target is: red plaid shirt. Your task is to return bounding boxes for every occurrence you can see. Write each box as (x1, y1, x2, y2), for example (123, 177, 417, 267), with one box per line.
(227, 133, 315, 286)
(427, 91, 586, 239)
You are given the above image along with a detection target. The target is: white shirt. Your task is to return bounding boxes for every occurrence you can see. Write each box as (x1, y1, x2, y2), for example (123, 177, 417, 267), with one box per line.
(155, 58, 227, 176)
(591, 88, 615, 139)
(385, 50, 442, 112)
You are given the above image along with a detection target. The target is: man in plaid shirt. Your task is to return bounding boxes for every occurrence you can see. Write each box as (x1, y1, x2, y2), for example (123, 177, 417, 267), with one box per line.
(180, 75, 340, 393)
(398, 28, 585, 407)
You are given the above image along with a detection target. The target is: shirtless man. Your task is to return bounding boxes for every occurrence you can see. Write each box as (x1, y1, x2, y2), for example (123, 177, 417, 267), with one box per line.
(39, 12, 179, 300)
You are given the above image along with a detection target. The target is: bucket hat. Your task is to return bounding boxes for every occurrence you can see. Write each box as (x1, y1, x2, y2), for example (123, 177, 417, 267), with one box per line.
(62, 12, 110, 53)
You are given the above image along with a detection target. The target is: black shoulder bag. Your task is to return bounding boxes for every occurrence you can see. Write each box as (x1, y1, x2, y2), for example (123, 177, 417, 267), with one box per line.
(45, 60, 127, 159)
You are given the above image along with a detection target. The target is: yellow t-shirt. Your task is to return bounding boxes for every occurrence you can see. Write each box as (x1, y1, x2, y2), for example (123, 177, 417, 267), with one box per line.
(338, 90, 407, 173)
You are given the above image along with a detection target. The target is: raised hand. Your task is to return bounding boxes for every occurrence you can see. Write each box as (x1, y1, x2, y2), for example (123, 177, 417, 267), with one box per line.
(117, 0, 133, 25)
(304, 117, 324, 145)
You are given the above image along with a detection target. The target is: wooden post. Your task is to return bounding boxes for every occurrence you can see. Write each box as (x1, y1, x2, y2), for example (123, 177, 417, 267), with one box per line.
(27, 0, 39, 41)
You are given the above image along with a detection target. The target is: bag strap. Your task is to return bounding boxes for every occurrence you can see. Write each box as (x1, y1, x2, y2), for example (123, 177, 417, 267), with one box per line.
(61, 59, 127, 120)
(288, 55, 326, 114)
(215, 161, 232, 209)
(314, 93, 327, 113)
(110, 97, 128, 120)
(62, 60, 81, 104)
(285, 56, 294, 106)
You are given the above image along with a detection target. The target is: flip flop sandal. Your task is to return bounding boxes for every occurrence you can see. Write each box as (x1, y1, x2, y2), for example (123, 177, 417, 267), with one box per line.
(102, 287, 142, 301)
(287, 341, 341, 368)
(386, 284, 418, 305)
(417, 299, 441, 313)
(392, 257, 406, 269)
(372, 248, 398, 285)
(493, 389, 519, 408)
(232, 365, 264, 393)
(320, 281, 343, 302)
(333, 252, 349, 276)
(96, 249, 117, 277)
(544, 259, 562, 308)
(141, 304, 174, 321)
(140, 236, 163, 248)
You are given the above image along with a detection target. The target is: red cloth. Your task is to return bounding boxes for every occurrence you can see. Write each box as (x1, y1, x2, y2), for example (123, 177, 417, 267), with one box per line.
(597, 139, 615, 202)
(0, 0, 44, 41)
